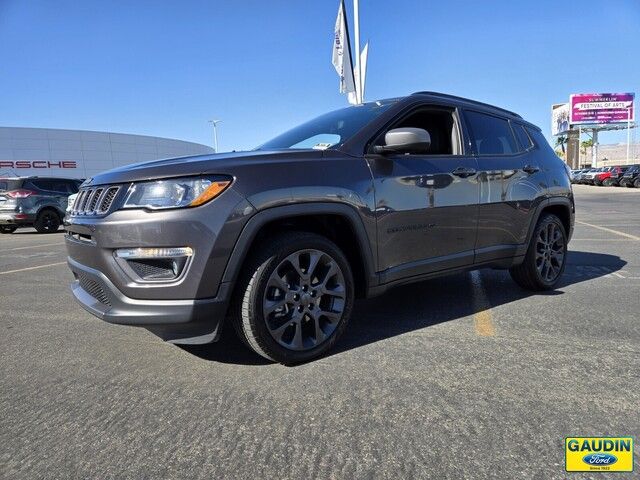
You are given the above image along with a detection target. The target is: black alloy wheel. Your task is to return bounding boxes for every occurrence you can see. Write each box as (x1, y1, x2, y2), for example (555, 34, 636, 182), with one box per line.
(263, 249, 346, 351)
(231, 231, 354, 365)
(509, 213, 568, 291)
(34, 210, 60, 233)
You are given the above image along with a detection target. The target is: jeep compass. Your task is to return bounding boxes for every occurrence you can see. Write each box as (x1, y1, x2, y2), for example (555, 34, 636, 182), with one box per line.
(65, 92, 574, 364)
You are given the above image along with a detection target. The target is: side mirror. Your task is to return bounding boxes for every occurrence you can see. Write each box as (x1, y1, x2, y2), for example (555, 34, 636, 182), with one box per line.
(373, 128, 431, 155)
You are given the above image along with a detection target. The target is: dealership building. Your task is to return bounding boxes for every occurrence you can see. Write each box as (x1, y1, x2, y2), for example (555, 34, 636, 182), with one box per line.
(0, 127, 214, 180)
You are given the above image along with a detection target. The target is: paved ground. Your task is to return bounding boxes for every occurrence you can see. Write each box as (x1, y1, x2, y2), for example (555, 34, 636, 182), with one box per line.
(1, 185, 638, 479)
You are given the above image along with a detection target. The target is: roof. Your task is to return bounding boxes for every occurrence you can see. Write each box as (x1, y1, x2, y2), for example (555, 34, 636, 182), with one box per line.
(411, 91, 523, 119)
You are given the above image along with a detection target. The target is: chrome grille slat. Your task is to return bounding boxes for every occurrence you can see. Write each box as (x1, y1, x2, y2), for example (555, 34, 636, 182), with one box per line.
(72, 185, 120, 216)
(87, 188, 104, 212)
(78, 188, 93, 212)
(72, 191, 84, 211)
(73, 190, 86, 213)
(97, 187, 119, 213)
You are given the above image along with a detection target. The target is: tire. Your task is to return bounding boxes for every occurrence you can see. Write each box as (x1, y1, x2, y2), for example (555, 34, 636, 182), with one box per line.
(634, 179, 640, 189)
(0, 225, 18, 234)
(624, 180, 634, 188)
(230, 231, 354, 365)
(602, 178, 613, 187)
(34, 209, 61, 233)
(509, 213, 568, 291)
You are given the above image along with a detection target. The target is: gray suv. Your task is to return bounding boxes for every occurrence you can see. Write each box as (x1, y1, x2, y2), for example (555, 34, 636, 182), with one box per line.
(0, 177, 81, 234)
(65, 92, 574, 364)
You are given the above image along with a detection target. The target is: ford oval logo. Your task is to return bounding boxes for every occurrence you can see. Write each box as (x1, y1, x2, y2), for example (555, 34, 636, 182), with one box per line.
(582, 453, 617, 466)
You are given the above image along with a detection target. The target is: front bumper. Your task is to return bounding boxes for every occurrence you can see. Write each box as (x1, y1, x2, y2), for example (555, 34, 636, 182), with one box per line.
(68, 257, 230, 344)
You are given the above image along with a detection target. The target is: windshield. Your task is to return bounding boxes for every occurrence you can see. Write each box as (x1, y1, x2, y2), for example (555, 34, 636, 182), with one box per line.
(0, 179, 22, 192)
(257, 100, 396, 151)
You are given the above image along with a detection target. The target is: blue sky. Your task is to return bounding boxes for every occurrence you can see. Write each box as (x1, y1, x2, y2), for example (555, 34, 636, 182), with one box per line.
(0, 0, 638, 151)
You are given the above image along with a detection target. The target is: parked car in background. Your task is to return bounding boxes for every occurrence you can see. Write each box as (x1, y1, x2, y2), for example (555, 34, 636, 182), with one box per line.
(593, 166, 619, 186)
(570, 169, 584, 183)
(570, 169, 589, 184)
(620, 165, 640, 188)
(0, 177, 82, 233)
(66, 192, 79, 213)
(600, 166, 629, 186)
(581, 167, 603, 185)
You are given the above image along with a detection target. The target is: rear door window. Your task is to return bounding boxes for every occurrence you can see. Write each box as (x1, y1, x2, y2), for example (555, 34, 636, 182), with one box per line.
(28, 179, 72, 193)
(464, 110, 517, 155)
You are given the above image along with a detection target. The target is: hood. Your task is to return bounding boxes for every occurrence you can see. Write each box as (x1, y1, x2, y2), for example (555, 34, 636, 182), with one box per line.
(85, 149, 324, 186)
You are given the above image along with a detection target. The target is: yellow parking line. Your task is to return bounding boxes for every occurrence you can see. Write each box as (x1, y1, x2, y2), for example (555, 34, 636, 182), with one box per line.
(469, 270, 495, 336)
(3, 242, 64, 251)
(575, 220, 640, 241)
(0, 261, 67, 275)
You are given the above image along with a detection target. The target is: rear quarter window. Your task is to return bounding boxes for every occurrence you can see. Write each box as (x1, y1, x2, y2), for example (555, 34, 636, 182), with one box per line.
(525, 127, 556, 155)
(512, 124, 533, 151)
(0, 179, 23, 191)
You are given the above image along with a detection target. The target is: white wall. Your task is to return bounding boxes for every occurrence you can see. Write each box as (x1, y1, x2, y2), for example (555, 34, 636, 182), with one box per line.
(0, 127, 214, 179)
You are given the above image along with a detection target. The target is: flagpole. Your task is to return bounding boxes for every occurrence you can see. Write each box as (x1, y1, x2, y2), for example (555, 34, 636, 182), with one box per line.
(353, 0, 361, 104)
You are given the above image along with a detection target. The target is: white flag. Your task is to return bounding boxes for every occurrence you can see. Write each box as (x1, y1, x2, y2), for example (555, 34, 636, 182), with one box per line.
(358, 41, 368, 103)
(332, 1, 357, 104)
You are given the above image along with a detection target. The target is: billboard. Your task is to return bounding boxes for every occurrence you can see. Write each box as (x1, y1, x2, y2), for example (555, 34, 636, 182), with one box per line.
(570, 93, 634, 125)
(551, 103, 571, 136)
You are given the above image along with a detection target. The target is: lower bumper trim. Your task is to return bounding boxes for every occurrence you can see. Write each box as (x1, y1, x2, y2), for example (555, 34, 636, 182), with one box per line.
(67, 257, 230, 344)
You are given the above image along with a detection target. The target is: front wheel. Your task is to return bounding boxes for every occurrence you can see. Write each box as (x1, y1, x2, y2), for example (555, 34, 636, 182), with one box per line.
(602, 178, 614, 187)
(0, 225, 18, 234)
(509, 213, 568, 291)
(231, 231, 354, 365)
(634, 179, 640, 188)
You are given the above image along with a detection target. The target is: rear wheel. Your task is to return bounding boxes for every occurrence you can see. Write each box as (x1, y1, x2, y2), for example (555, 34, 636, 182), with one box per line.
(34, 209, 61, 233)
(0, 225, 18, 234)
(509, 213, 567, 291)
(231, 231, 354, 365)
(602, 178, 614, 187)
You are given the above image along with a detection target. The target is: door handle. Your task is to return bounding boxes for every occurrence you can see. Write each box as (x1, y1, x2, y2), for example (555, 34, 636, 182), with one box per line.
(523, 165, 540, 174)
(451, 167, 477, 178)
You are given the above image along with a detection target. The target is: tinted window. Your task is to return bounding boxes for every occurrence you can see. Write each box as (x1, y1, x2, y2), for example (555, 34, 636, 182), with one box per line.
(68, 180, 81, 193)
(29, 179, 72, 194)
(513, 124, 533, 151)
(383, 108, 459, 155)
(465, 111, 517, 155)
(525, 127, 556, 155)
(0, 179, 23, 191)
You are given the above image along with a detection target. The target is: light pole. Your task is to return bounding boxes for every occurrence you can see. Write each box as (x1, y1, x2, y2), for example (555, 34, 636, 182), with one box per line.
(627, 107, 632, 165)
(208, 119, 222, 153)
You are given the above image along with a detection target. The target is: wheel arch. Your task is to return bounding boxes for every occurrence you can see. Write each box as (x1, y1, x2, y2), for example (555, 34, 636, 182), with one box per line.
(525, 197, 574, 247)
(35, 204, 64, 220)
(221, 203, 377, 299)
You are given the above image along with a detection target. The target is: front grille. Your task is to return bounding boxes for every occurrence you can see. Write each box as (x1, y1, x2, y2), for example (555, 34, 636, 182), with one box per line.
(77, 272, 112, 307)
(71, 186, 120, 216)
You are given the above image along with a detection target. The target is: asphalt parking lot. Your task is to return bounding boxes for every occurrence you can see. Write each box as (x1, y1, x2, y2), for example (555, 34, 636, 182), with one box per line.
(1, 185, 638, 479)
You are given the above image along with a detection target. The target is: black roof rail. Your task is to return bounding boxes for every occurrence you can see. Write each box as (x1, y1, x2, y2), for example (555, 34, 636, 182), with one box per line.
(411, 91, 522, 119)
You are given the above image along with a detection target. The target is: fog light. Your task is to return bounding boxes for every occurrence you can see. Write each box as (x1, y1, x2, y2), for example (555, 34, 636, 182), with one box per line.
(114, 247, 193, 282)
(115, 247, 193, 259)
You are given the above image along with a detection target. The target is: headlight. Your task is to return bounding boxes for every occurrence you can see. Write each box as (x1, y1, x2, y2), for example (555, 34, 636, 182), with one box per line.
(123, 176, 232, 210)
